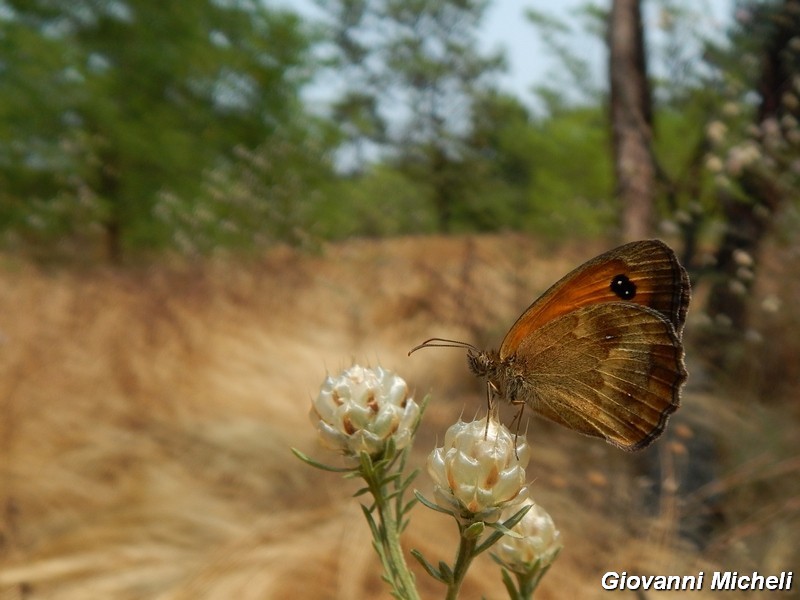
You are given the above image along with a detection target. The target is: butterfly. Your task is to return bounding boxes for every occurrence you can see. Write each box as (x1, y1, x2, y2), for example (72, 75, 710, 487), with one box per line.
(409, 239, 690, 451)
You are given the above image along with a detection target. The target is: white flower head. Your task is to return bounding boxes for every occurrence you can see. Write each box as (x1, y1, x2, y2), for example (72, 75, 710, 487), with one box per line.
(732, 248, 754, 267)
(427, 417, 530, 522)
(310, 365, 420, 457)
(706, 120, 728, 145)
(705, 154, 724, 174)
(726, 140, 762, 176)
(496, 499, 561, 574)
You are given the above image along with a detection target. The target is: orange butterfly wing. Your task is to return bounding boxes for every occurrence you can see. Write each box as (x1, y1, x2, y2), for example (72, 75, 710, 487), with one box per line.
(499, 239, 690, 360)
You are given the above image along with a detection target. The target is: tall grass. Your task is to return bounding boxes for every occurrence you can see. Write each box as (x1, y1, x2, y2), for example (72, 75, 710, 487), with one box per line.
(1, 235, 796, 598)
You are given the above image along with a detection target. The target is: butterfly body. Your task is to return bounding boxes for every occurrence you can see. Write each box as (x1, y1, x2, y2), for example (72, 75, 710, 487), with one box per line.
(411, 239, 691, 451)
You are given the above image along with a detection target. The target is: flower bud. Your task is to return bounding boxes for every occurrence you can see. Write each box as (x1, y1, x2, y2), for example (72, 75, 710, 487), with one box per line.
(310, 365, 420, 457)
(496, 499, 561, 574)
(427, 417, 529, 522)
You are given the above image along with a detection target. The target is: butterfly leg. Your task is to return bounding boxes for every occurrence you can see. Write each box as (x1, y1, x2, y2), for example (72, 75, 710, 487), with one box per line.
(484, 381, 499, 438)
(508, 399, 527, 459)
(509, 399, 526, 430)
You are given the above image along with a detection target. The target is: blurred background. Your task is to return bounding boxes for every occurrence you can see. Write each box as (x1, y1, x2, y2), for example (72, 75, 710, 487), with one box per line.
(1, 0, 798, 598)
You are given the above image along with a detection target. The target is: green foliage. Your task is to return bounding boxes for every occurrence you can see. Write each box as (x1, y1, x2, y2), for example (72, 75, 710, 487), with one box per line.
(312, 90, 617, 241)
(647, 0, 800, 250)
(5, 0, 795, 259)
(702, 0, 800, 202)
(316, 0, 506, 231)
(314, 166, 437, 239)
(0, 0, 329, 259)
(155, 119, 338, 254)
(466, 92, 615, 237)
(521, 108, 616, 237)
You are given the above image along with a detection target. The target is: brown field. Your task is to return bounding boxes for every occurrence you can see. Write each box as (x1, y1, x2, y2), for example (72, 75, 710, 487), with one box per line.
(1, 234, 798, 599)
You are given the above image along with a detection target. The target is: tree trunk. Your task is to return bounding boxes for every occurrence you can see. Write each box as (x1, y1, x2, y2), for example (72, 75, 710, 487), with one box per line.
(609, 0, 655, 242)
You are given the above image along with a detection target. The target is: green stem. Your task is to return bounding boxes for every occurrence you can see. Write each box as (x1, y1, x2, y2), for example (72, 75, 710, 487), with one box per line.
(518, 561, 553, 599)
(367, 462, 420, 600)
(515, 571, 538, 599)
(445, 525, 479, 600)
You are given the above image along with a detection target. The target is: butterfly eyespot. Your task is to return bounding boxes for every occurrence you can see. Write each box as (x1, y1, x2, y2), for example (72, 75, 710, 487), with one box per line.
(610, 274, 637, 300)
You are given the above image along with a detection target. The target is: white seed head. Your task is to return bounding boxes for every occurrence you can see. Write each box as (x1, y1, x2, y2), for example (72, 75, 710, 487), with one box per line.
(310, 365, 419, 457)
(427, 417, 530, 522)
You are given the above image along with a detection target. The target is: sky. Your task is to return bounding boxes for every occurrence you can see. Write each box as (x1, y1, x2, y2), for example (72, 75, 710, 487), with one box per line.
(481, 0, 606, 108)
(283, 0, 735, 114)
(481, 0, 734, 111)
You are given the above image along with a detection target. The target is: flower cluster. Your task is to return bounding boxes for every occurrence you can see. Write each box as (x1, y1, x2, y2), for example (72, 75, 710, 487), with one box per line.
(301, 365, 560, 599)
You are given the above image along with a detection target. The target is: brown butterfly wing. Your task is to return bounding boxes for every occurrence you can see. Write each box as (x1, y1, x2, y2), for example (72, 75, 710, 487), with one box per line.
(506, 302, 686, 450)
(500, 240, 690, 359)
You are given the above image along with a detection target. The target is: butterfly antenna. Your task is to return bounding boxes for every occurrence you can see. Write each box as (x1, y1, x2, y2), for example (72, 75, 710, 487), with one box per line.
(407, 337, 479, 356)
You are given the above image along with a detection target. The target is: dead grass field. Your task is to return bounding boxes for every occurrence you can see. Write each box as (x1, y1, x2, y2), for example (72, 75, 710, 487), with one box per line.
(0, 234, 797, 599)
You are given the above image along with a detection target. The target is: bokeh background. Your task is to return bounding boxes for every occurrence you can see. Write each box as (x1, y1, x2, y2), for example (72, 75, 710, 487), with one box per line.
(1, 1, 798, 598)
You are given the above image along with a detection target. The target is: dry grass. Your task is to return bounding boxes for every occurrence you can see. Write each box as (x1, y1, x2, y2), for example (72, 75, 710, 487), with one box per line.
(0, 234, 797, 599)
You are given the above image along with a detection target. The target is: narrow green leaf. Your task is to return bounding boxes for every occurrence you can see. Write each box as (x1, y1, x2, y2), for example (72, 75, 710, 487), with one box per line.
(500, 568, 520, 599)
(475, 503, 535, 553)
(353, 485, 372, 498)
(414, 490, 455, 516)
(410, 549, 445, 583)
(384, 472, 403, 485)
(401, 497, 418, 516)
(438, 561, 454, 584)
(500, 504, 533, 530)
(359, 451, 376, 476)
(360, 504, 381, 539)
(290, 448, 356, 473)
(400, 518, 411, 533)
(400, 469, 420, 488)
(474, 528, 507, 555)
